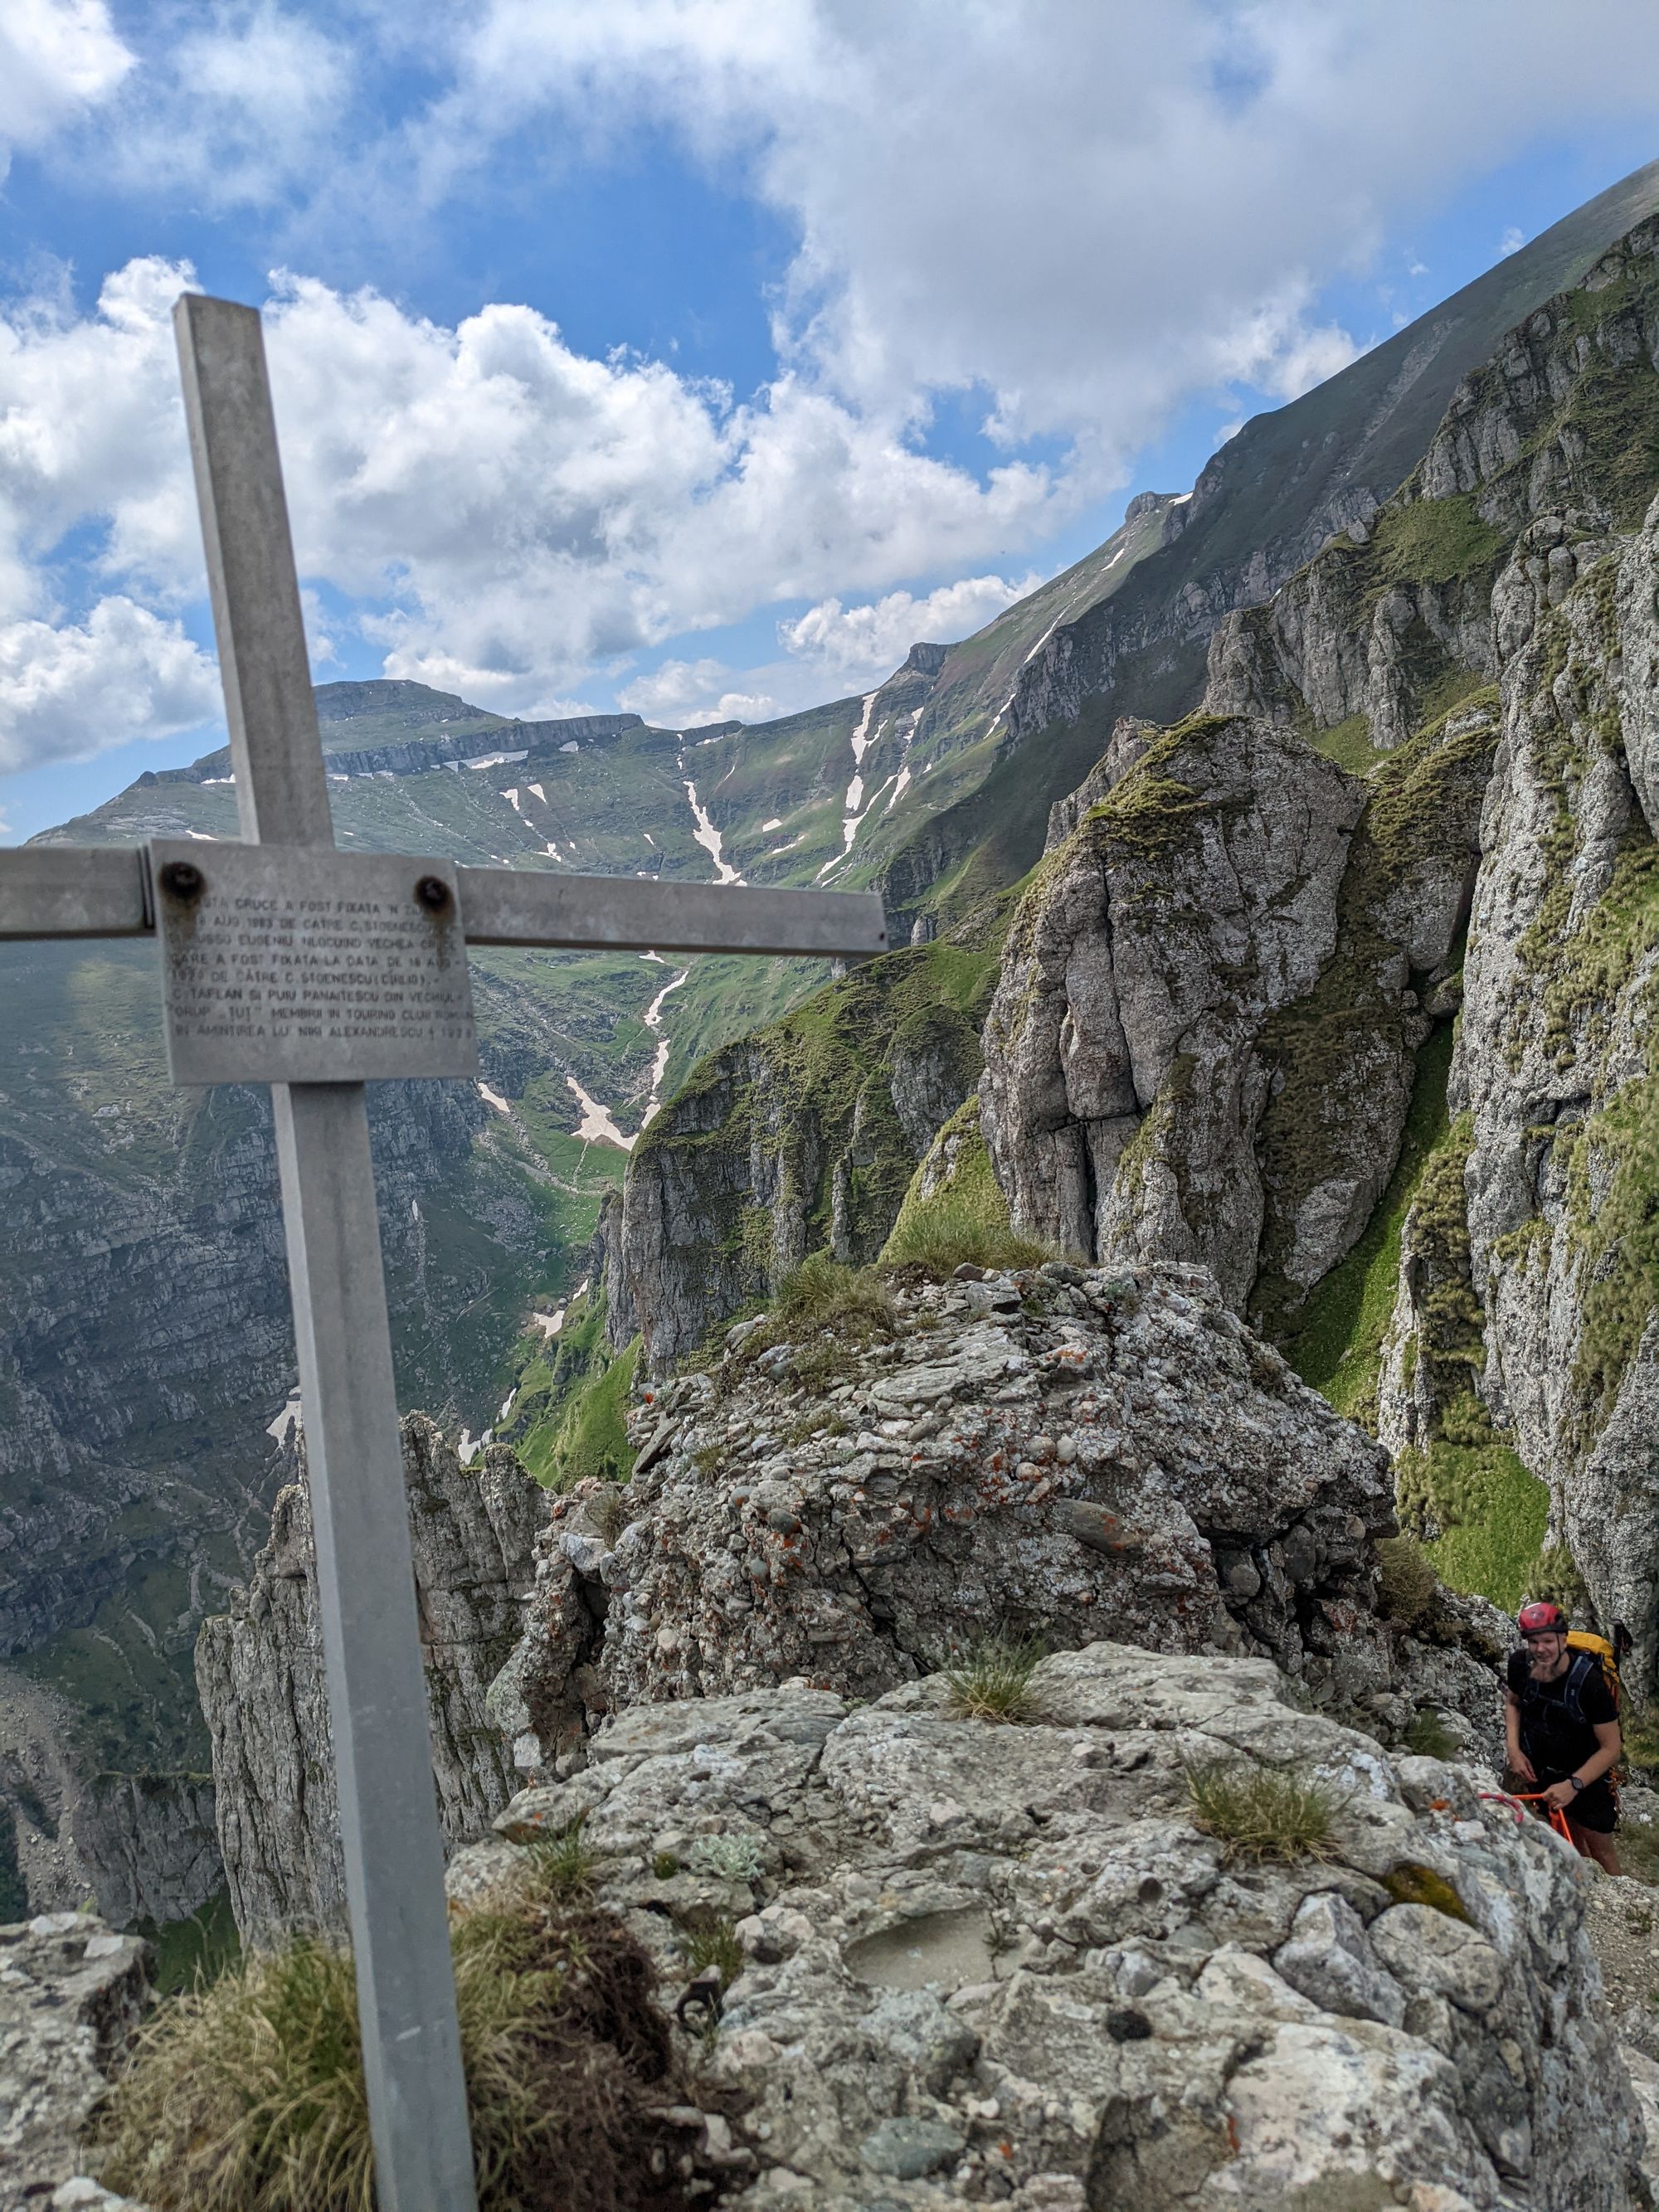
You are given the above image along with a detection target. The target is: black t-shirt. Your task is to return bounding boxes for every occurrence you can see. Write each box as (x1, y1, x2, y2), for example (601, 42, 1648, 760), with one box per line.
(1506, 1648, 1618, 1779)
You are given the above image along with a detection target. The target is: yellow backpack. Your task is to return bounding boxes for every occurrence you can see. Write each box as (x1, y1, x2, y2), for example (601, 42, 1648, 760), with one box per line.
(1562, 1624, 1630, 1781)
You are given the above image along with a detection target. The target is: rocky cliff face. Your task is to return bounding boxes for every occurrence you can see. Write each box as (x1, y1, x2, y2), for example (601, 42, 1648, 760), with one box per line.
(612, 936, 994, 1373)
(976, 216, 1659, 1661)
(487, 1643, 1652, 2210)
(1379, 495, 1659, 1670)
(489, 1259, 1498, 1781)
(69, 1774, 219, 1932)
(978, 695, 1494, 1332)
(195, 1414, 541, 1941)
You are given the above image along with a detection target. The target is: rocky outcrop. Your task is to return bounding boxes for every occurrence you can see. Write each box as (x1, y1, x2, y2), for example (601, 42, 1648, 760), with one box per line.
(195, 1414, 541, 1942)
(69, 1774, 219, 1933)
(488, 1642, 1652, 2209)
(489, 1260, 1499, 1780)
(613, 941, 994, 1373)
(0, 1912, 151, 2205)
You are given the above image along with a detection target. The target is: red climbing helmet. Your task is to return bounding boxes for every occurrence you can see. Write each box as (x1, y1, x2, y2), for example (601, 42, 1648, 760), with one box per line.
(1517, 1599, 1569, 1638)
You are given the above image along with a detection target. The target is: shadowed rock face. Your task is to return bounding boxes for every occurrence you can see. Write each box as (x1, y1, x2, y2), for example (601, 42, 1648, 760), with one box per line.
(484, 1641, 1652, 2210)
(71, 1773, 219, 1932)
(195, 1414, 542, 1942)
(487, 1261, 1496, 1782)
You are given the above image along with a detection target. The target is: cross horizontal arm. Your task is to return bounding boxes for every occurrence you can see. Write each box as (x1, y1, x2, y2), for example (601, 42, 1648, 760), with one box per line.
(455, 865, 888, 957)
(0, 845, 890, 959)
(0, 847, 150, 937)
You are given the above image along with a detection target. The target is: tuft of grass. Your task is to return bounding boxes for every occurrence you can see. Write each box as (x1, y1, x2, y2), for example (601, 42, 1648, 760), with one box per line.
(1185, 1757, 1340, 1865)
(1374, 1535, 1440, 1630)
(532, 1815, 596, 1896)
(95, 1851, 698, 2212)
(881, 1190, 1049, 1281)
(1404, 1708, 1460, 1762)
(95, 1849, 703, 2212)
(584, 1485, 630, 1548)
(724, 1250, 898, 1398)
(678, 1919, 745, 1991)
(651, 1853, 682, 1881)
(943, 1637, 1043, 1723)
(880, 1097, 1050, 1281)
(771, 1250, 895, 1334)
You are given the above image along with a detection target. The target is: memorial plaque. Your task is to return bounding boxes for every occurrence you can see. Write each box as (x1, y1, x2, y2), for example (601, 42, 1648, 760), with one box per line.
(148, 839, 479, 1085)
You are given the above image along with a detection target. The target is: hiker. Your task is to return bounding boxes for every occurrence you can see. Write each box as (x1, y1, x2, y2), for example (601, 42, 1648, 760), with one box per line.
(1504, 1599, 1622, 1874)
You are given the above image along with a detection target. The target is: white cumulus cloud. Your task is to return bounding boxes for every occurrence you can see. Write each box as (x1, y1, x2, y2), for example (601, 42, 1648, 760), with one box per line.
(103, 4, 355, 210)
(780, 574, 1042, 684)
(617, 659, 783, 729)
(423, 0, 1659, 469)
(0, 596, 219, 773)
(0, 260, 1069, 767)
(0, 0, 131, 177)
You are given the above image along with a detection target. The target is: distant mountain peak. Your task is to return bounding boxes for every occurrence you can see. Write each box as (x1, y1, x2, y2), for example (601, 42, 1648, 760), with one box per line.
(314, 678, 503, 728)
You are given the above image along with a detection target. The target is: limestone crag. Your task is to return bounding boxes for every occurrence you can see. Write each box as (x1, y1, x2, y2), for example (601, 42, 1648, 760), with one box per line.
(69, 1775, 218, 1933)
(0, 1912, 151, 2205)
(1422, 493, 1659, 1672)
(489, 1261, 1496, 1780)
(489, 1642, 1652, 2209)
(979, 717, 1368, 1305)
(196, 1415, 541, 1941)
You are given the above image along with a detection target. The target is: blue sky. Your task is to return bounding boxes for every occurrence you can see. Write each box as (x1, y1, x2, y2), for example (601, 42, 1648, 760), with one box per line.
(2, 2, 1658, 840)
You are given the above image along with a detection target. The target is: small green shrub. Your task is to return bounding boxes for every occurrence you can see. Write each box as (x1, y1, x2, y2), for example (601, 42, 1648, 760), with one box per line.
(943, 1638, 1043, 1723)
(1404, 1708, 1459, 1762)
(96, 1850, 693, 2211)
(678, 1918, 745, 1991)
(1185, 1758, 1340, 1864)
(686, 1835, 765, 1883)
(651, 1853, 681, 1881)
(1375, 1536, 1440, 1629)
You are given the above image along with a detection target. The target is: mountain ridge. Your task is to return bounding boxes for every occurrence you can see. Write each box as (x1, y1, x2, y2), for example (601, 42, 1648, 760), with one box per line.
(5, 158, 1659, 1908)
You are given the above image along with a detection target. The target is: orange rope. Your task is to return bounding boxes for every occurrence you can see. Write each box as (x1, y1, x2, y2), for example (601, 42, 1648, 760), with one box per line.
(1479, 1788, 1576, 1841)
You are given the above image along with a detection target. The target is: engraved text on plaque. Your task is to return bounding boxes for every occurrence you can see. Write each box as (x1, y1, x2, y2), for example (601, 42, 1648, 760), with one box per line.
(149, 839, 479, 1086)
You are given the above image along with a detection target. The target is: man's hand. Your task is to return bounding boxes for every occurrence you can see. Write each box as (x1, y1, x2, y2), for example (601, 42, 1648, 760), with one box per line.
(1544, 1778, 1577, 1812)
(1509, 1749, 1538, 1786)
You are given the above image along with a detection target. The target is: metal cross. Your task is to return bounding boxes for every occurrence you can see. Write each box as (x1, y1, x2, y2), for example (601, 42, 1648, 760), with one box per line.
(0, 296, 885, 2211)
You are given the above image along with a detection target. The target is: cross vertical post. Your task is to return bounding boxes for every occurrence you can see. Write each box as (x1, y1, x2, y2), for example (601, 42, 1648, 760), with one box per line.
(173, 295, 479, 2212)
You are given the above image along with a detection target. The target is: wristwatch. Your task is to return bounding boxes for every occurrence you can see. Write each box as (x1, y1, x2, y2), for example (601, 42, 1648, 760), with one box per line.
(1569, 1775, 1586, 1793)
